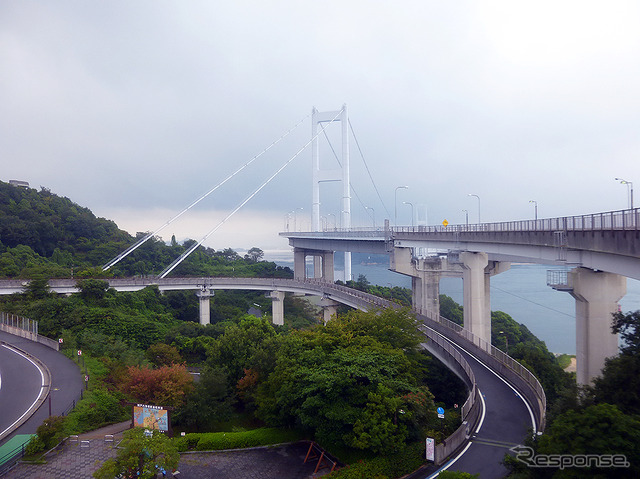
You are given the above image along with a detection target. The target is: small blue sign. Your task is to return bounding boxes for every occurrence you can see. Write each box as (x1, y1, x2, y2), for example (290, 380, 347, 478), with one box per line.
(437, 407, 445, 415)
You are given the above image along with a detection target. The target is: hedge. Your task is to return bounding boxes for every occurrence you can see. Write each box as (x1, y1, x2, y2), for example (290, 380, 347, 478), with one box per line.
(174, 428, 304, 452)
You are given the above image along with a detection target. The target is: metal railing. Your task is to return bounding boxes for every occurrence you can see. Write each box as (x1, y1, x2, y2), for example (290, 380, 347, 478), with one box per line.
(414, 306, 546, 431)
(0, 312, 59, 351)
(282, 207, 639, 236)
(0, 441, 31, 475)
(394, 208, 639, 234)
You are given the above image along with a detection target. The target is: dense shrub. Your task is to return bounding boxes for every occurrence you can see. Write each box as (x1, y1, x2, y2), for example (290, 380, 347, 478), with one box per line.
(174, 428, 304, 452)
(64, 389, 128, 434)
(326, 441, 426, 478)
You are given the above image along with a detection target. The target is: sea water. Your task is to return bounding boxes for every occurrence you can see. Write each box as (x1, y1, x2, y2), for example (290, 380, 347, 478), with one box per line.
(268, 251, 640, 355)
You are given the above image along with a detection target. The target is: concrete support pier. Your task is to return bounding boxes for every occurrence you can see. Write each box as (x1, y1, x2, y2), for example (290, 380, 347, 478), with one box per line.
(196, 287, 213, 326)
(460, 252, 490, 344)
(390, 248, 459, 319)
(294, 248, 334, 282)
(294, 248, 306, 280)
(269, 291, 285, 326)
(570, 268, 626, 385)
(319, 296, 340, 324)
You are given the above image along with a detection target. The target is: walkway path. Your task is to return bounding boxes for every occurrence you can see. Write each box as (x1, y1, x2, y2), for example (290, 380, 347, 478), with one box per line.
(2, 422, 328, 479)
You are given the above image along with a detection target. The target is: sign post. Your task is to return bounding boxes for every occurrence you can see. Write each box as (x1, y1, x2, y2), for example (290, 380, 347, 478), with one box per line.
(426, 437, 435, 462)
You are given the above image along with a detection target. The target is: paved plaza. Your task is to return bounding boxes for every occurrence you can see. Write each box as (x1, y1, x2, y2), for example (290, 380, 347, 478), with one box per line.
(2, 423, 331, 479)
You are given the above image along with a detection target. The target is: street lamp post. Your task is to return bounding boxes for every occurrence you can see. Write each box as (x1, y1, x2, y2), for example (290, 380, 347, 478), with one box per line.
(365, 206, 375, 227)
(468, 194, 481, 223)
(615, 177, 634, 209)
(462, 209, 469, 227)
(327, 213, 336, 229)
(403, 201, 414, 227)
(395, 186, 409, 226)
(294, 207, 304, 231)
(529, 200, 538, 220)
(499, 330, 509, 355)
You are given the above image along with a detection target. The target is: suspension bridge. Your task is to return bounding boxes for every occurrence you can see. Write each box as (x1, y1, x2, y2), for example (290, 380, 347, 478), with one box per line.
(3, 105, 639, 477)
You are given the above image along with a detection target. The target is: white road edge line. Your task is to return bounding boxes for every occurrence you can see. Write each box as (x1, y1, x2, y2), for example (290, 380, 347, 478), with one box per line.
(0, 344, 47, 438)
(475, 388, 486, 434)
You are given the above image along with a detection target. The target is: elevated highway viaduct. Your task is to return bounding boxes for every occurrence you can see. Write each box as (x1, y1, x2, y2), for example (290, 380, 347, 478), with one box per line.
(282, 208, 640, 386)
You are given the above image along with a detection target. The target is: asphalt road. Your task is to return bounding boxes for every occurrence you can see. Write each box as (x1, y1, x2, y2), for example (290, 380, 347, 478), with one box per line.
(425, 342, 534, 479)
(0, 331, 83, 449)
(0, 343, 44, 440)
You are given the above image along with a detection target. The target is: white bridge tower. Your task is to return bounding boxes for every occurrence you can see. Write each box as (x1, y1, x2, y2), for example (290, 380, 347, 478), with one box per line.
(311, 104, 351, 281)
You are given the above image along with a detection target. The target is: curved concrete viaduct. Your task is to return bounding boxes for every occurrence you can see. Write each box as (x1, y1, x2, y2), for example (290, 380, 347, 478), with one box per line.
(0, 277, 543, 477)
(282, 208, 640, 386)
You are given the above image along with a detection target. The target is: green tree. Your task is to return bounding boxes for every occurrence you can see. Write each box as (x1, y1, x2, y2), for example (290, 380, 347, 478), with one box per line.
(145, 343, 183, 368)
(77, 278, 110, 301)
(612, 309, 640, 355)
(24, 275, 50, 299)
(93, 428, 179, 479)
(244, 247, 264, 262)
(589, 310, 640, 415)
(174, 366, 234, 431)
(255, 308, 432, 454)
(536, 403, 640, 478)
(348, 384, 408, 454)
(440, 294, 463, 325)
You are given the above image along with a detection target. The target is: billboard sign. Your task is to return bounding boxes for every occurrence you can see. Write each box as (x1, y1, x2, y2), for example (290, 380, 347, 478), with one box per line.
(132, 404, 169, 432)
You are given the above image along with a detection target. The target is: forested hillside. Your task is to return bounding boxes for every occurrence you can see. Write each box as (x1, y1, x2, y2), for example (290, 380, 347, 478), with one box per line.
(0, 180, 292, 279)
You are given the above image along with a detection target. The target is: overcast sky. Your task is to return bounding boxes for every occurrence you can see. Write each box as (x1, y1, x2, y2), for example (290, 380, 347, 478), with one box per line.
(2, 1, 639, 254)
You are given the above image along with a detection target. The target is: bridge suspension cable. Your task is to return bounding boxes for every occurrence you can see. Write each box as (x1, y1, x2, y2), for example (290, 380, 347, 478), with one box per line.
(321, 127, 371, 221)
(159, 108, 344, 278)
(318, 118, 392, 224)
(323, 120, 391, 226)
(102, 113, 310, 271)
(349, 119, 392, 220)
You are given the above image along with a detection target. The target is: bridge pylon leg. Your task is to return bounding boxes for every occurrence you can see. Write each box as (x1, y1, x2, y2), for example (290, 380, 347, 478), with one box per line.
(570, 268, 626, 385)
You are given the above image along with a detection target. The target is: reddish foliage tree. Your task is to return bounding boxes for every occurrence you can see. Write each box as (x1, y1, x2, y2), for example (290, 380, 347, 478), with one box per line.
(236, 368, 259, 401)
(121, 364, 194, 408)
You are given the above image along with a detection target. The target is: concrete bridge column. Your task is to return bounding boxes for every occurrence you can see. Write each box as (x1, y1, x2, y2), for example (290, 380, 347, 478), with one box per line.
(570, 268, 626, 385)
(410, 260, 444, 319)
(269, 290, 285, 326)
(319, 296, 340, 324)
(196, 287, 213, 326)
(313, 256, 322, 279)
(293, 248, 306, 280)
(390, 247, 461, 319)
(460, 252, 490, 346)
(322, 251, 335, 282)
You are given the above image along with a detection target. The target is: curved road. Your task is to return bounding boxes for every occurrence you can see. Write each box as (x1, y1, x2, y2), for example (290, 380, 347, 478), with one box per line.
(430, 342, 533, 478)
(0, 343, 45, 440)
(0, 331, 83, 448)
